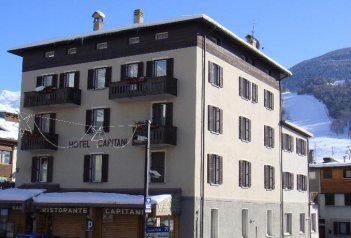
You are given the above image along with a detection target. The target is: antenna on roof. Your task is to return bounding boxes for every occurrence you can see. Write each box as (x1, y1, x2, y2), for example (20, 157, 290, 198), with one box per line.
(251, 20, 255, 38)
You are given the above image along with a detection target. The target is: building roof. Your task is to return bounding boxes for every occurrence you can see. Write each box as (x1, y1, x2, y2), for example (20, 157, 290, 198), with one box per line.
(281, 120, 313, 138)
(309, 162, 351, 168)
(8, 14, 292, 77)
(0, 117, 18, 141)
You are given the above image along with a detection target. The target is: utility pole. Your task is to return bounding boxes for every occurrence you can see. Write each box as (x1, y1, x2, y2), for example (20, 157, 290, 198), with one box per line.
(143, 120, 151, 238)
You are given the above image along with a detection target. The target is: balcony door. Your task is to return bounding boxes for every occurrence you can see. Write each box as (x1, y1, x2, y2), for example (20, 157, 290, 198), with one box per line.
(152, 103, 173, 126)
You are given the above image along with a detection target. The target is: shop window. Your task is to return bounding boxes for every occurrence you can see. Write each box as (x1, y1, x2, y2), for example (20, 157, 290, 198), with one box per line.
(85, 108, 110, 133)
(0, 151, 11, 164)
(151, 152, 165, 183)
(31, 156, 53, 183)
(209, 62, 223, 87)
(59, 71, 79, 88)
(87, 67, 112, 90)
(83, 154, 108, 183)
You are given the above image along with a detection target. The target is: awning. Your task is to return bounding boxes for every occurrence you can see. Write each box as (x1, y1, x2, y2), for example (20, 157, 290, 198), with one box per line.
(0, 188, 46, 203)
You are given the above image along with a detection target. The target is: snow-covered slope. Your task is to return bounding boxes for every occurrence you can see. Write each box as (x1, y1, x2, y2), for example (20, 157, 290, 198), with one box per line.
(0, 90, 20, 140)
(283, 92, 351, 163)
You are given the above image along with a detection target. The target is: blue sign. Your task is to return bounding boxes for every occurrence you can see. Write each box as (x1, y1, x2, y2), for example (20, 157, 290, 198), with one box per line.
(146, 226, 170, 233)
(145, 196, 152, 213)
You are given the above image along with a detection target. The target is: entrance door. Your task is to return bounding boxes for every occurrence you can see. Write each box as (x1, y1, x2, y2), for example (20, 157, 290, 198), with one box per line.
(319, 225, 325, 238)
(102, 215, 139, 238)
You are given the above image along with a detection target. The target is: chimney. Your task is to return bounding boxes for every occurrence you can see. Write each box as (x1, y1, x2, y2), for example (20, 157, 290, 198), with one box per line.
(134, 9, 144, 24)
(92, 11, 106, 31)
(245, 34, 260, 50)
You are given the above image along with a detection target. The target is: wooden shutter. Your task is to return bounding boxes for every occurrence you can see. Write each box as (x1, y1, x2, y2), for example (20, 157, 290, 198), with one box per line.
(208, 62, 213, 83)
(207, 154, 214, 184)
(103, 108, 110, 132)
(264, 90, 267, 107)
(219, 66, 223, 88)
(166, 58, 174, 78)
(271, 93, 274, 110)
(291, 173, 294, 189)
(33, 115, 40, 133)
(138, 62, 144, 77)
(272, 167, 275, 189)
(218, 156, 223, 185)
(47, 156, 54, 182)
(239, 77, 243, 96)
(296, 138, 300, 154)
(239, 117, 242, 139)
(52, 74, 58, 88)
(264, 126, 268, 146)
(85, 110, 92, 133)
(248, 162, 251, 187)
(87, 69, 94, 89)
(120, 64, 127, 80)
(146, 61, 153, 77)
(59, 73, 65, 88)
(334, 222, 338, 235)
(74, 71, 80, 88)
(105, 67, 112, 87)
(165, 103, 173, 126)
(152, 104, 163, 126)
(219, 108, 223, 134)
(49, 113, 56, 134)
(248, 81, 251, 100)
(264, 165, 268, 189)
(83, 155, 91, 182)
(282, 134, 286, 150)
(248, 119, 251, 141)
(36, 76, 43, 87)
(297, 175, 300, 190)
(208, 105, 214, 132)
(346, 222, 350, 235)
(239, 160, 243, 187)
(31, 157, 39, 183)
(101, 154, 109, 182)
(271, 128, 275, 148)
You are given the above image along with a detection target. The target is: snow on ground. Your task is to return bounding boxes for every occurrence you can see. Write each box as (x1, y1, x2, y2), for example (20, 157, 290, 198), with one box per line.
(283, 92, 351, 163)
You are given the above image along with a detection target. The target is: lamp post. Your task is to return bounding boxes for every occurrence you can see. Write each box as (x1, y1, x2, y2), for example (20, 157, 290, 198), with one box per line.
(143, 120, 151, 238)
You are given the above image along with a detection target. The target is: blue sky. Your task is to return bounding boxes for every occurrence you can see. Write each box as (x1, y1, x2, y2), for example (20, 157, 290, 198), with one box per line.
(1, 0, 351, 91)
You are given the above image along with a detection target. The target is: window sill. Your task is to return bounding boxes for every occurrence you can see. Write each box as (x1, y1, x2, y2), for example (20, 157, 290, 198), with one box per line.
(240, 96, 250, 101)
(284, 233, 292, 236)
(90, 87, 107, 91)
(265, 146, 274, 149)
(209, 183, 221, 186)
(265, 107, 274, 111)
(240, 186, 250, 189)
(209, 130, 221, 135)
(210, 82, 222, 88)
(240, 139, 251, 143)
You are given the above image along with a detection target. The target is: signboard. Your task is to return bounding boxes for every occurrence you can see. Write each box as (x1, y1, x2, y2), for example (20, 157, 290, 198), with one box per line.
(145, 197, 152, 214)
(146, 226, 170, 238)
(68, 138, 128, 149)
(39, 207, 88, 214)
(86, 218, 94, 232)
(155, 197, 172, 216)
(103, 208, 143, 216)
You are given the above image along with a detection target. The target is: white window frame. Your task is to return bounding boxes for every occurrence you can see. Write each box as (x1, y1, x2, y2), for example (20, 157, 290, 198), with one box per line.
(91, 154, 102, 182)
(284, 213, 292, 235)
(311, 213, 317, 232)
(211, 209, 219, 238)
(299, 213, 305, 233)
(38, 157, 49, 183)
(266, 210, 273, 237)
(242, 209, 248, 238)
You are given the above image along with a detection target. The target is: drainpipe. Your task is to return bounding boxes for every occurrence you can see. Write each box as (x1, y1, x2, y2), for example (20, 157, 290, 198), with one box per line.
(307, 139, 312, 238)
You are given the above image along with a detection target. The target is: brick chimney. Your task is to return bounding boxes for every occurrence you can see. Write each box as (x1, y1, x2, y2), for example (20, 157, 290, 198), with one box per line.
(92, 11, 106, 31)
(133, 9, 144, 24)
(245, 34, 260, 50)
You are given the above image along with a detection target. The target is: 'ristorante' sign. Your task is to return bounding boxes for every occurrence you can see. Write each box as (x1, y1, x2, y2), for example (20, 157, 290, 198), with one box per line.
(68, 138, 128, 149)
(39, 207, 88, 214)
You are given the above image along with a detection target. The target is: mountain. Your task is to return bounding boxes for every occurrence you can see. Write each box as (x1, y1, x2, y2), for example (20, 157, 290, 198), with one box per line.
(0, 90, 20, 113)
(283, 47, 351, 91)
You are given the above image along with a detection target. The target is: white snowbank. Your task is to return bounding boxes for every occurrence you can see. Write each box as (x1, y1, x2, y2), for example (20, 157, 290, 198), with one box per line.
(0, 188, 46, 202)
(33, 192, 171, 205)
(283, 92, 351, 163)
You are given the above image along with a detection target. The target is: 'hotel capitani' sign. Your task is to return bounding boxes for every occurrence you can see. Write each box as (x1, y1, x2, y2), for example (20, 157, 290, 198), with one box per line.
(68, 138, 128, 149)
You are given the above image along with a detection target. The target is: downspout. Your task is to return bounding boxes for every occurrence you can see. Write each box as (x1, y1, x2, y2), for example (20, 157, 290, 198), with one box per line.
(307, 139, 312, 238)
(200, 26, 216, 238)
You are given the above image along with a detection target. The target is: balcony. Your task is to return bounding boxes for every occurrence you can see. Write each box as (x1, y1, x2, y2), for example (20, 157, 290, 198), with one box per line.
(133, 126, 177, 146)
(21, 133, 58, 151)
(23, 87, 81, 108)
(109, 77, 177, 102)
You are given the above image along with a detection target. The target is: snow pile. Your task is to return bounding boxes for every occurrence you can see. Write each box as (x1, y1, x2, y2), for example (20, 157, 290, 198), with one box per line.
(0, 90, 20, 113)
(33, 192, 171, 205)
(0, 188, 46, 202)
(283, 92, 351, 163)
(0, 118, 18, 140)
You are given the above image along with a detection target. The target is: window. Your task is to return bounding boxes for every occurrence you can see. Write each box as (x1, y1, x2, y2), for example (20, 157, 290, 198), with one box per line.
(127, 63, 139, 78)
(44, 51, 55, 58)
(239, 77, 251, 100)
(31, 156, 53, 183)
(210, 209, 218, 238)
(209, 62, 223, 87)
(334, 222, 351, 235)
(264, 165, 275, 190)
(323, 169, 332, 179)
(34, 113, 55, 134)
(242, 209, 248, 238)
(87, 67, 112, 90)
(146, 58, 174, 78)
(239, 116, 251, 142)
(297, 174, 307, 191)
(0, 209, 8, 232)
(252, 83, 258, 103)
(264, 89, 274, 110)
(83, 154, 108, 183)
(239, 160, 251, 188)
(151, 152, 165, 183)
(207, 154, 223, 185)
(300, 213, 305, 233)
(284, 213, 292, 235)
(311, 213, 317, 232)
(67, 48, 77, 55)
(283, 172, 294, 190)
(85, 108, 110, 133)
(344, 169, 351, 178)
(345, 194, 351, 206)
(155, 32, 168, 40)
(153, 103, 173, 127)
(266, 210, 273, 236)
(208, 106, 223, 134)
(296, 138, 307, 155)
(0, 151, 11, 164)
(60, 71, 79, 88)
(36, 74, 58, 88)
(325, 193, 335, 205)
(96, 42, 108, 49)
(282, 133, 294, 152)
(129, 37, 140, 45)
(264, 125, 274, 148)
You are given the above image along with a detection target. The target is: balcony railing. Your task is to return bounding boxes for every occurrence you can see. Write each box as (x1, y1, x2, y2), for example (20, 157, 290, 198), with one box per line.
(133, 126, 177, 146)
(21, 133, 58, 151)
(23, 87, 81, 108)
(109, 77, 177, 102)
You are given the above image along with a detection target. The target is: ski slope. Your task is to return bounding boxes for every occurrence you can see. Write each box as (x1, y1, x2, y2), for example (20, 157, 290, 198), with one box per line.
(283, 92, 351, 163)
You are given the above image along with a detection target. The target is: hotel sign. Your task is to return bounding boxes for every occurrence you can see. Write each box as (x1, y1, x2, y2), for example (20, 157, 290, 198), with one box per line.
(68, 138, 128, 149)
(103, 208, 144, 216)
(39, 207, 88, 214)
